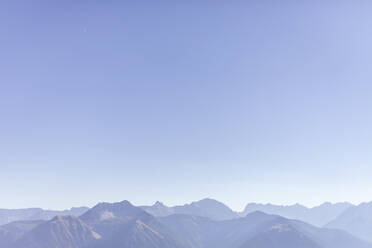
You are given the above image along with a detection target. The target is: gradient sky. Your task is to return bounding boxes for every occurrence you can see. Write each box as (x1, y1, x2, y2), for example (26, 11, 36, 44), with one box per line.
(1, 0, 372, 211)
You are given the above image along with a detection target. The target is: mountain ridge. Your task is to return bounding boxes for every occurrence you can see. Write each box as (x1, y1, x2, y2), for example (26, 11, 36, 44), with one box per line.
(1, 200, 371, 248)
(325, 201, 372, 243)
(0, 207, 89, 226)
(140, 199, 354, 226)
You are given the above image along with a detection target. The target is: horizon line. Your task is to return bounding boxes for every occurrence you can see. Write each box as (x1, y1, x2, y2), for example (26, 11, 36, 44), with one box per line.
(2, 198, 369, 212)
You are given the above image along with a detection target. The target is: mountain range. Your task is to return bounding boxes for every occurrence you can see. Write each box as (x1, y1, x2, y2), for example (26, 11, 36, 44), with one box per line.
(0, 199, 356, 228)
(326, 202, 372, 243)
(159, 211, 372, 248)
(1, 199, 372, 248)
(0, 207, 89, 226)
(140, 199, 352, 227)
(240, 202, 353, 226)
(140, 198, 238, 220)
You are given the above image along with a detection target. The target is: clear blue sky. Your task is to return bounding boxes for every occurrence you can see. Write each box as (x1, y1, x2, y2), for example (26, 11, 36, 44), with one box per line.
(1, 0, 372, 211)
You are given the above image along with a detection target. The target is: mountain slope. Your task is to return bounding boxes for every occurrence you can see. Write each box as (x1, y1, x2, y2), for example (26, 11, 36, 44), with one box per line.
(241, 202, 352, 226)
(142, 198, 238, 221)
(80, 200, 147, 238)
(2, 200, 370, 248)
(325, 201, 372, 242)
(0, 207, 89, 226)
(174, 198, 238, 220)
(240, 223, 322, 248)
(0, 220, 44, 247)
(89, 216, 189, 248)
(159, 214, 217, 248)
(0, 209, 44, 226)
(160, 211, 372, 248)
(140, 202, 174, 217)
(12, 215, 100, 248)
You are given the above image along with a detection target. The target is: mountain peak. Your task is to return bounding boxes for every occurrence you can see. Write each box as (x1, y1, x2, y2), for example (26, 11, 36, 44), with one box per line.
(119, 200, 132, 205)
(191, 198, 228, 207)
(92, 200, 135, 211)
(80, 200, 146, 226)
(153, 201, 166, 207)
(246, 210, 270, 216)
(198, 198, 218, 202)
(176, 198, 238, 220)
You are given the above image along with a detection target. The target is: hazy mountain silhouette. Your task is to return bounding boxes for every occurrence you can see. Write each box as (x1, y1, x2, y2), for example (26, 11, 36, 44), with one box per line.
(88, 215, 189, 248)
(0, 207, 89, 226)
(0, 200, 354, 227)
(1, 200, 371, 248)
(141, 198, 238, 221)
(239, 223, 322, 248)
(159, 214, 217, 248)
(174, 198, 239, 221)
(141, 199, 353, 226)
(1, 201, 188, 248)
(80, 201, 143, 225)
(241, 202, 353, 226)
(325, 201, 372, 243)
(160, 211, 372, 248)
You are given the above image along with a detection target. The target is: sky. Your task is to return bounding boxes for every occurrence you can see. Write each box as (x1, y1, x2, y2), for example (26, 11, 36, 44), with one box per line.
(1, 0, 372, 211)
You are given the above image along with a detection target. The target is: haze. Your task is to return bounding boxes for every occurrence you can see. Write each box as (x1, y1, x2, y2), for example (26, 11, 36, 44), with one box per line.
(1, 0, 372, 210)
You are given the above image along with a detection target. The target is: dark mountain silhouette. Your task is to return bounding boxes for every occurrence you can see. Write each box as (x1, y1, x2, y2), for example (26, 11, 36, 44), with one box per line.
(325, 201, 372, 243)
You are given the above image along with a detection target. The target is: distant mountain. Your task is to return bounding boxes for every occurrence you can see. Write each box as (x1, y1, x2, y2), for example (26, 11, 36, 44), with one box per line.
(81, 200, 189, 248)
(241, 203, 308, 218)
(0, 209, 43, 226)
(240, 202, 353, 226)
(325, 201, 372, 243)
(141, 199, 353, 225)
(240, 223, 322, 248)
(1, 200, 370, 248)
(31, 207, 89, 220)
(159, 214, 216, 248)
(173, 198, 239, 221)
(81, 200, 144, 225)
(0, 207, 89, 225)
(0, 200, 188, 248)
(12, 216, 100, 248)
(88, 215, 189, 248)
(160, 211, 372, 248)
(141, 198, 238, 221)
(140, 201, 174, 217)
